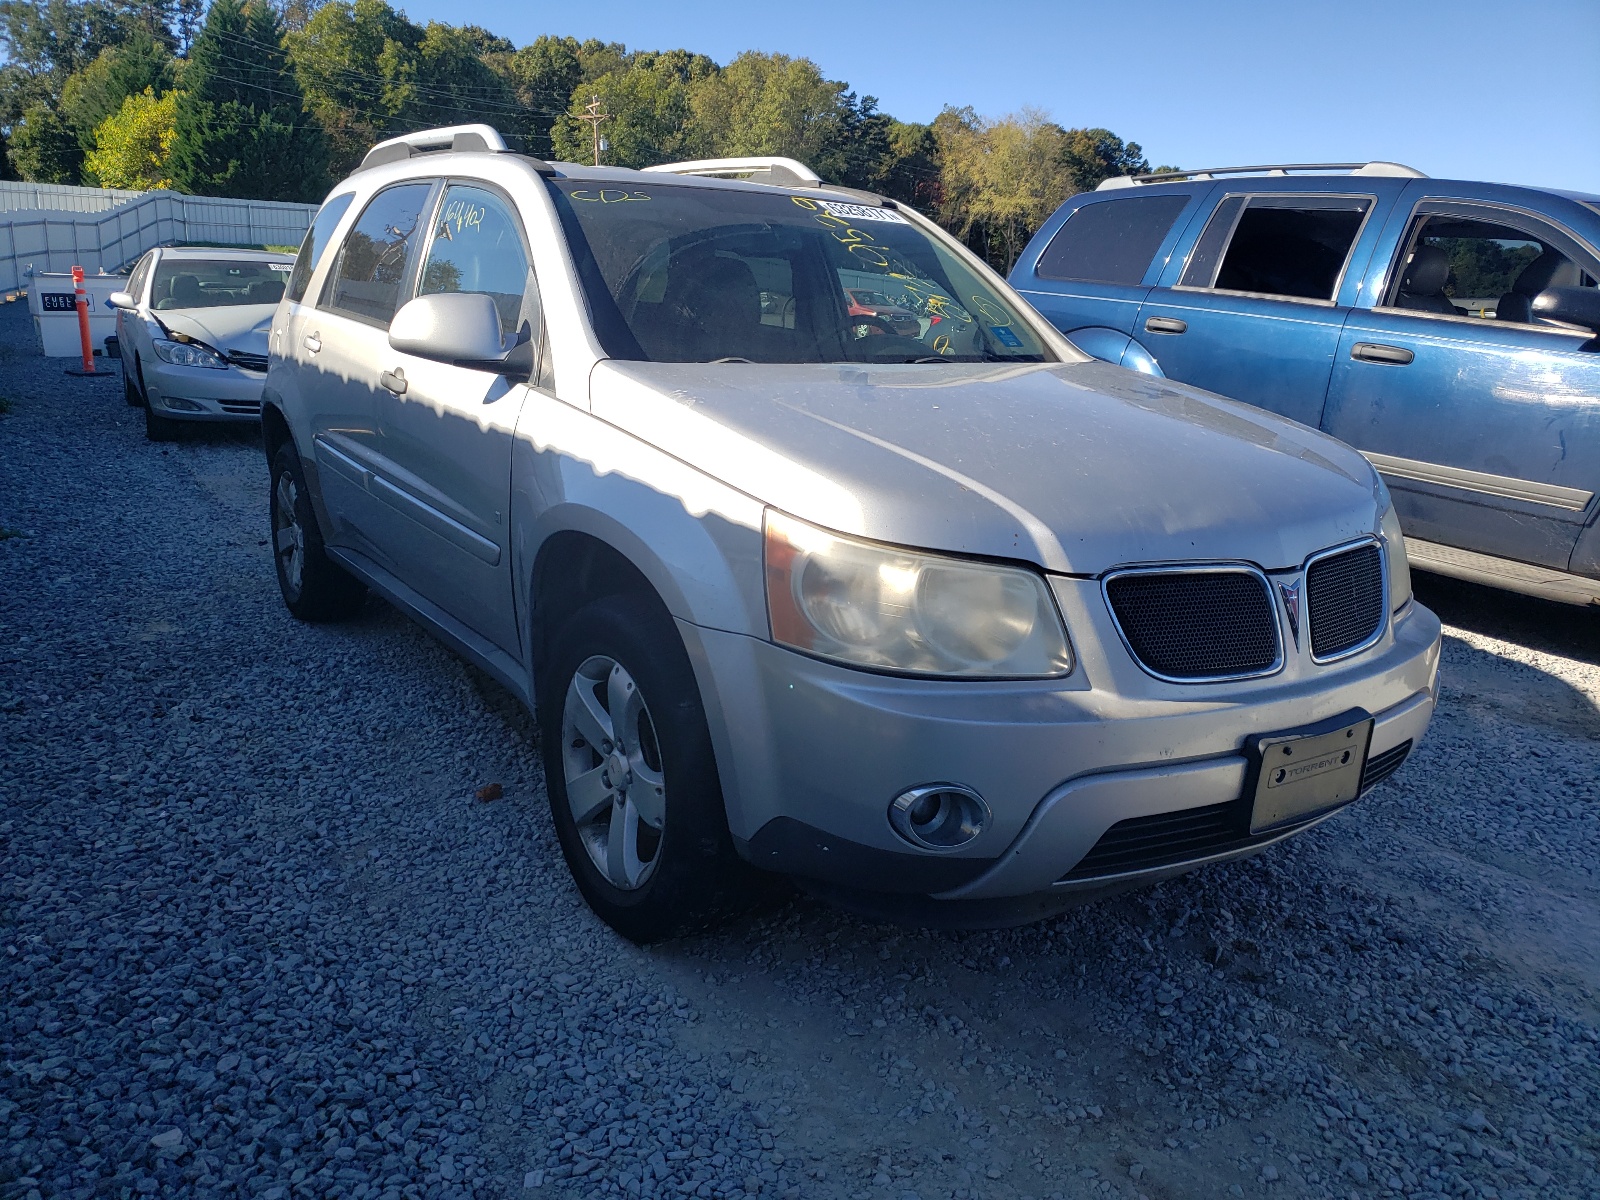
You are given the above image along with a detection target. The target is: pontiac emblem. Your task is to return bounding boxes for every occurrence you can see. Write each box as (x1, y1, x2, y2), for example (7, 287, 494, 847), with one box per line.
(1279, 580, 1302, 648)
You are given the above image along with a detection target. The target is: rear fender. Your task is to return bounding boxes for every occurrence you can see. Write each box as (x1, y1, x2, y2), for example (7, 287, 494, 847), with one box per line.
(1061, 327, 1166, 377)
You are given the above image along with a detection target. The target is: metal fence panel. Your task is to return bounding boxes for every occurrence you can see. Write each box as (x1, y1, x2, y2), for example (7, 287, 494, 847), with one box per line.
(0, 187, 317, 291)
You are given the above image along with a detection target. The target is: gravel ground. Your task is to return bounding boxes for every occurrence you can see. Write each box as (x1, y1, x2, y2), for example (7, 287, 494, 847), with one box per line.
(1, 295, 1597, 1200)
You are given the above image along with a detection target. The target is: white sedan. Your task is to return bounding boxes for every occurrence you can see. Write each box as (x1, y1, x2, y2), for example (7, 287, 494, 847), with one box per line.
(111, 247, 294, 441)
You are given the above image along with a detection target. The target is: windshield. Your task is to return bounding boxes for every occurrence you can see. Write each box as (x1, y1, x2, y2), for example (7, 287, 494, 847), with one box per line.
(150, 258, 293, 310)
(551, 182, 1054, 364)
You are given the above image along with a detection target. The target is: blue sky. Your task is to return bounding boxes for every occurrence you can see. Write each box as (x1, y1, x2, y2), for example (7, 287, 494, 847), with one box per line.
(403, 0, 1600, 194)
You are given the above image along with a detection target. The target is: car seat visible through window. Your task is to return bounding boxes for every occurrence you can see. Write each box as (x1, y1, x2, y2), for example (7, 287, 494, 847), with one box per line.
(1394, 246, 1456, 315)
(1495, 250, 1578, 324)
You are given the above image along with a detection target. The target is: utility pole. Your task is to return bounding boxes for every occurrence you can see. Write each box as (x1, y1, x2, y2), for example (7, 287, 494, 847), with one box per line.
(576, 96, 610, 166)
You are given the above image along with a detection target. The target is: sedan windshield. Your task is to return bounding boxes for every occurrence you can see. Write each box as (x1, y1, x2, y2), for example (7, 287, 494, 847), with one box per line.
(551, 182, 1054, 364)
(150, 259, 293, 310)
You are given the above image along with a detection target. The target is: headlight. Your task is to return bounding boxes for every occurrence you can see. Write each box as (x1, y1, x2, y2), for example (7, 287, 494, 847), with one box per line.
(764, 510, 1073, 677)
(152, 338, 227, 369)
(1376, 485, 1412, 613)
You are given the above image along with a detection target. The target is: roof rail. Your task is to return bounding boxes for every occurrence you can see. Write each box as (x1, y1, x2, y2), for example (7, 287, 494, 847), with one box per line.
(1095, 161, 1427, 190)
(643, 156, 823, 188)
(357, 124, 557, 176)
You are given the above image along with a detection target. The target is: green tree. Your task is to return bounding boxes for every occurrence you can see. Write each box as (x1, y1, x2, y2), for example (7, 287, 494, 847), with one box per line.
(60, 26, 178, 159)
(1059, 126, 1150, 193)
(552, 49, 713, 168)
(495, 34, 583, 157)
(685, 51, 841, 164)
(84, 85, 176, 187)
(8, 101, 82, 181)
(288, 0, 418, 174)
(0, 128, 14, 179)
(934, 106, 1072, 270)
(813, 90, 893, 190)
(875, 119, 941, 209)
(169, 0, 329, 200)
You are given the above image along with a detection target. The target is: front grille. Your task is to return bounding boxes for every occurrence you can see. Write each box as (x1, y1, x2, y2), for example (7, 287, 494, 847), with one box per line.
(1306, 541, 1385, 660)
(1105, 569, 1280, 680)
(226, 351, 269, 372)
(1360, 739, 1412, 790)
(218, 399, 262, 416)
(1061, 738, 1416, 882)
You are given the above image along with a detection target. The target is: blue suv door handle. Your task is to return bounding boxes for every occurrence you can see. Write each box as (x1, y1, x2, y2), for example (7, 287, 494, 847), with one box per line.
(1351, 342, 1415, 366)
(1145, 316, 1188, 335)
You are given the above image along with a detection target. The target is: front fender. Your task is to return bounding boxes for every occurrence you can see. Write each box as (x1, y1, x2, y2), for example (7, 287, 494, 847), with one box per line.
(509, 389, 769, 649)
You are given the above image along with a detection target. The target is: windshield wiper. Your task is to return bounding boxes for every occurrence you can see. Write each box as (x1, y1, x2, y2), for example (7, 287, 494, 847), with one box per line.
(709, 356, 753, 364)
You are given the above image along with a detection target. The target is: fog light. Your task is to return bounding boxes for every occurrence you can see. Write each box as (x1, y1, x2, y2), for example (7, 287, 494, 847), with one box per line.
(888, 784, 989, 851)
(161, 396, 204, 413)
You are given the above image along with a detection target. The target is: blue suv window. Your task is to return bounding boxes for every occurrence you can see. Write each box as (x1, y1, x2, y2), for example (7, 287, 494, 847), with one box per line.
(1035, 195, 1190, 285)
(1181, 194, 1371, 302)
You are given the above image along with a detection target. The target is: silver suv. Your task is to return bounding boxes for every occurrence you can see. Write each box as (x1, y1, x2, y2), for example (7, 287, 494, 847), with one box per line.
(263, 125, 1442, 941)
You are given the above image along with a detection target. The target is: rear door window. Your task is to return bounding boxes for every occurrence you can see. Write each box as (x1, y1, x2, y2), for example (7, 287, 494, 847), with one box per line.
(1181, 194, 1372, 301)
(321, 183, 434, 325)
(287, 191, 355, 304)
(1034, 195, 1190, 284)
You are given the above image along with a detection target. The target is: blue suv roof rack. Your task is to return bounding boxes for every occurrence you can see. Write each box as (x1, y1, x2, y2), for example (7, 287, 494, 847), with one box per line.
(1097, 161, 1427, 190)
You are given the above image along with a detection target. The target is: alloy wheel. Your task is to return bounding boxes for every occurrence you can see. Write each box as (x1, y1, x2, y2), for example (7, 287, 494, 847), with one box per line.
(561, 654, 666, 890)
(273, 472, 305, 598)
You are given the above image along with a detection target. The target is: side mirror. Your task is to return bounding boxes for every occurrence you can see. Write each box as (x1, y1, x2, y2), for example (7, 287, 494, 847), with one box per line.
(1532, 286, 1600, 339)
(389, 292, 517, 373)
(108, 291, 136, 310)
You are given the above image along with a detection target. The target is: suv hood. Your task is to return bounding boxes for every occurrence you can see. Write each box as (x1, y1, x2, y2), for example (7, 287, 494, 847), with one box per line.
(155, 305, 275, 356)
(590, 360, 1382, 576)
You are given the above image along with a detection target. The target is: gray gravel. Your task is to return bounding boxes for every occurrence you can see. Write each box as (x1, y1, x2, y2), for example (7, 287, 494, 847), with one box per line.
(2, 295, 1597, 1200)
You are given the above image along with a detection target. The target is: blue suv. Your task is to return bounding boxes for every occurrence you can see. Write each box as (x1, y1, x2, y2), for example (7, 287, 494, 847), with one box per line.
(1011, 163, 1600, 608)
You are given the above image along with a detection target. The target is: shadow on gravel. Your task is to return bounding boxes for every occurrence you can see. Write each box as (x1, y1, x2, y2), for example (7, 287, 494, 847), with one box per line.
(1416, 569, 1600, 665)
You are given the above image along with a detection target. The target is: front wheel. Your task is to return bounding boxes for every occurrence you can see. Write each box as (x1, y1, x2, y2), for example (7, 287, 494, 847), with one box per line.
(268, 442, 366, 621)
(143, 399, 181, 442)
(123, 356, 144, 407)
(540, 593, 747, 942)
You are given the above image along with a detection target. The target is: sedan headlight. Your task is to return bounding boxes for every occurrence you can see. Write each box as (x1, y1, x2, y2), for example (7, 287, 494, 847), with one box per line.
(764, 510, 1073, 677)
(152, 338, 227, 369)
(1376, 486, 1413, 613)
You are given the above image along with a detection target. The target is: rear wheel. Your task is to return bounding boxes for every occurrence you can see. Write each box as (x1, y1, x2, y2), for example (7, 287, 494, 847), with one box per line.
(269, 442, 366, 621)
(540, 593, 747, 942)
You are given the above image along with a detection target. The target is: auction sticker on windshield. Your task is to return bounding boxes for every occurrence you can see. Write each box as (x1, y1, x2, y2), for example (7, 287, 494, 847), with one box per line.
(818, 201, 906, 224)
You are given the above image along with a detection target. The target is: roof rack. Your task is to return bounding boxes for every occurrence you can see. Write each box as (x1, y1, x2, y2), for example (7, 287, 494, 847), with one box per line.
(643, 157, 824, 188)
(1096, 161, 1427, 190)
(358, 124, 556, 175)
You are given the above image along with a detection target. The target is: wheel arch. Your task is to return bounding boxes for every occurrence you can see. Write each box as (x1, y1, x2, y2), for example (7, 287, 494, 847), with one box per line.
(260, 400, 292, 466)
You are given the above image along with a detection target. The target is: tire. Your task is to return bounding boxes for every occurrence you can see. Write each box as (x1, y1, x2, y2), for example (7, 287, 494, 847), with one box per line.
(143, 398, 181, 442)
(123, 355, 144, 407)
(268, 441, 366, 621)
(540, 593, 747, 942)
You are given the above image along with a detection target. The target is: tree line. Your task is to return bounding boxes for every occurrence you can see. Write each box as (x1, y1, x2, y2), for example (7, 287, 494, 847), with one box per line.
(0, 0, 1173, 267)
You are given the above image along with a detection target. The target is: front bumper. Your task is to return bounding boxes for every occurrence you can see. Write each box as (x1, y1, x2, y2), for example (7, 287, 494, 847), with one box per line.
(684, 586, 1441, 904)
(143, 360, 265, 422)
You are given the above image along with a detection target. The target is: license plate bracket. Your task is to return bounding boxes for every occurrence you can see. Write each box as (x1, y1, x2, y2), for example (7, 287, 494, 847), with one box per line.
(1247, 709, 1373, 835)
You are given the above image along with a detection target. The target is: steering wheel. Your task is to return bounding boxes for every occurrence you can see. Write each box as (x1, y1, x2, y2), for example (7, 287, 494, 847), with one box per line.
(852, 331, 936, 361)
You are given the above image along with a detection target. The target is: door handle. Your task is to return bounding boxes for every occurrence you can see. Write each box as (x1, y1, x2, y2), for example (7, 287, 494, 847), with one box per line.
(1350, 342, 1414, 366)
(302, 332, 321, 354)
(1144, 316, 1187, 335)
(380, 367, 407, 395)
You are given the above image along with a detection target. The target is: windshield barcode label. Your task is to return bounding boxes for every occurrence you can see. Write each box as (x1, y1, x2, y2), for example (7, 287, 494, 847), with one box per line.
(819, 201, 906, 224)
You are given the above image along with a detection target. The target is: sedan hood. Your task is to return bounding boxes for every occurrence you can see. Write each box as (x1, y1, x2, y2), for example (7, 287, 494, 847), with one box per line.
(157, 305, 276, 356)
(589, 360, 1382, 575)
